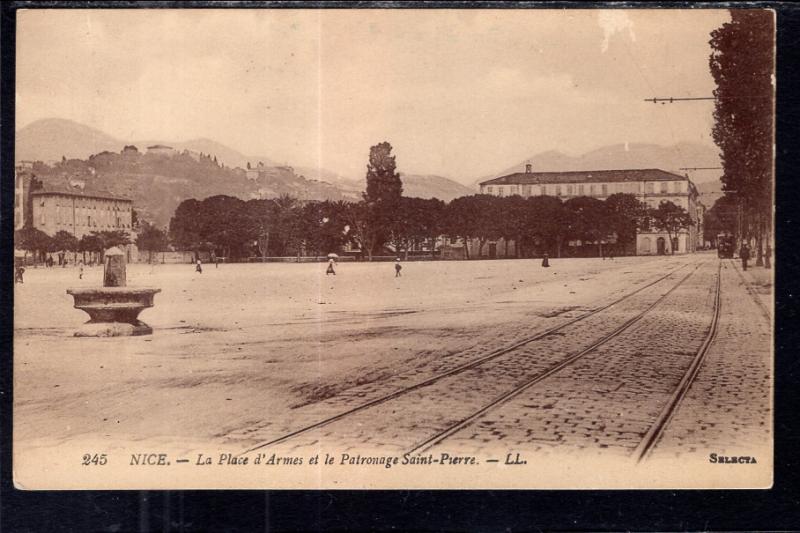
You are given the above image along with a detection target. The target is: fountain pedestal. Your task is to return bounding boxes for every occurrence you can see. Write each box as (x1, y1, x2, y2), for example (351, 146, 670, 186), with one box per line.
(66, 247, 160, 337)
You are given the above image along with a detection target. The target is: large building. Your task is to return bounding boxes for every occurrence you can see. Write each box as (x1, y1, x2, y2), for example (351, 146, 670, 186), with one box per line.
(478, 165, 702, 255)
(28, 178, 134, 239)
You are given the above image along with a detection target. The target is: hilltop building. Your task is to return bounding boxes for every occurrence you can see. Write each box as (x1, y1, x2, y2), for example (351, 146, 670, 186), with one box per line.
(146, 144, 175, 156)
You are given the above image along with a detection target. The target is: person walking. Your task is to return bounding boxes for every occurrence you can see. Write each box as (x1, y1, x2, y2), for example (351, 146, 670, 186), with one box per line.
(326, 257, 336, 276)
(740, 243, 751, 271)
(78, 261, 84, 280)
(395, 258, 402, 277)
(196, 259, 203, 274)
(541, 252, 550, 268)
(14, 265, 25, 284)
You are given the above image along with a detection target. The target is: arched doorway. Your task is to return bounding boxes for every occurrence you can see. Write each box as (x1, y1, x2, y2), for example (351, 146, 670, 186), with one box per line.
(656, 237, 666, 255)
(641, 237, 651, 254)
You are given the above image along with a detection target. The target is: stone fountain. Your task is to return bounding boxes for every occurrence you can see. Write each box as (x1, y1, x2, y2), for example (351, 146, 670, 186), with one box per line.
(66, 247, 161, 337)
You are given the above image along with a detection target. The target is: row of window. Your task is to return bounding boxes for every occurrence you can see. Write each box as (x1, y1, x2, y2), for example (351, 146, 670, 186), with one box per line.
(486, 183, 610, 197)
(485, 181, 685, 198)
(52, 200, 131, 211)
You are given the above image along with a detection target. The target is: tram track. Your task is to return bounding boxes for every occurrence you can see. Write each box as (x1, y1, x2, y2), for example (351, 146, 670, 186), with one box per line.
(406, 262, 705, 456)
(632, 260, 722, 462)
(239, 260, 698, 456)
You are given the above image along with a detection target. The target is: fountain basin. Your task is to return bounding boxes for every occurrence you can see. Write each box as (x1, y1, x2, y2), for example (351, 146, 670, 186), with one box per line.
(66, 287, 161, 337)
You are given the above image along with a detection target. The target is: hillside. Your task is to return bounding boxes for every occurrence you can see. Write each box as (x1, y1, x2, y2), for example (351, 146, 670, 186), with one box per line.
(16, 118, 122, 162)
(16, 118, 278, 168)
(398, 173, 476, 201)
(476, 142, 722, 187)
(27, 150, 353, 228)
(16, 118, 485, 205)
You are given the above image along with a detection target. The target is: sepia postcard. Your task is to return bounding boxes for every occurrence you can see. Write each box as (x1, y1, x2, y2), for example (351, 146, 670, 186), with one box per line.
(12, 7, 774, 490)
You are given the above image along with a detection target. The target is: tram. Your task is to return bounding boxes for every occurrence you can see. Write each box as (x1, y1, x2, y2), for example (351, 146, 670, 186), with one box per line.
(717, 233, 735, 259)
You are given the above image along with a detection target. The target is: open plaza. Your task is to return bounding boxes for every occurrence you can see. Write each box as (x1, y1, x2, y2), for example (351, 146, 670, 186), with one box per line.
(13, 252, 773, 489)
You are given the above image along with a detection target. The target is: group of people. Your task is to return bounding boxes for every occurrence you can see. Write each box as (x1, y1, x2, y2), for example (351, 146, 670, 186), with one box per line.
(324, 257, 404, 276)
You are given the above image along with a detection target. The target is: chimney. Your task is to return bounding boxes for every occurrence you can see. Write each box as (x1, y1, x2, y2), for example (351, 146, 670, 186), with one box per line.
(525, 163, 532, 174)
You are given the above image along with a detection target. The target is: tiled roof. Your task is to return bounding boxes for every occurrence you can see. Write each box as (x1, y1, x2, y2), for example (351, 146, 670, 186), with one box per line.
(30, 180, 131, 202)
(480, 168, 688, 186)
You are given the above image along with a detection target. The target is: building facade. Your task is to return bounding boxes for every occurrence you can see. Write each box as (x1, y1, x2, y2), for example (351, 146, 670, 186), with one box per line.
(29, 180, 134, 239)
(479, 166, 702, 255)
(146, 144, 175, 156)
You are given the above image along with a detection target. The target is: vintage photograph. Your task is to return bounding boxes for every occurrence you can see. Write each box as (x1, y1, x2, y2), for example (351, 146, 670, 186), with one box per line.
(13, 8, 773, 489)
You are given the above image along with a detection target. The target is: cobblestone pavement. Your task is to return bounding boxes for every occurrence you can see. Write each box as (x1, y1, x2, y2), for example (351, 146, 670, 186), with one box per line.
(234, 258, 714, 456)
(650, 259, 772, 460)
(421, 261, 721, 458)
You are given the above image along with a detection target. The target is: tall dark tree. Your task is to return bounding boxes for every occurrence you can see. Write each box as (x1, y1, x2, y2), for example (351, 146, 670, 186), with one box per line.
(710, 10, 774, 265)
(703, 195, 739, 245)
(364, 142, 403, 206)
(356, 142, 404, 259)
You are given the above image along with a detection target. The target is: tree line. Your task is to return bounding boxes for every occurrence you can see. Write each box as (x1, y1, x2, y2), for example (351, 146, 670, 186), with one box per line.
(14, 227, 133, 265)
(709, 10, 774, 267)
(164, 188, 691, 261)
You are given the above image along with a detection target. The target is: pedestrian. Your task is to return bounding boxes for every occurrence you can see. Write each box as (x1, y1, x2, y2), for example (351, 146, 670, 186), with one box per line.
(196, 259, 203, 274)
(326, 257, 336, 275)
(395, 258, 402, 277)
(78, 261, 84, 280)
(541, 252, 550, 268)
(14, 266, 25, 284)
(215, 255, 220, 269)
(740, 243, 750, 271)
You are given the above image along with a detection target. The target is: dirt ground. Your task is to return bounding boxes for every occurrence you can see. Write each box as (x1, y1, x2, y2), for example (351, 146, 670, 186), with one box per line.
(14, 255, 700, 466)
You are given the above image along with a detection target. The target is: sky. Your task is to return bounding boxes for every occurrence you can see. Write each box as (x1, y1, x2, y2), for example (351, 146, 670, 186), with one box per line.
(17, 9, 729, 181)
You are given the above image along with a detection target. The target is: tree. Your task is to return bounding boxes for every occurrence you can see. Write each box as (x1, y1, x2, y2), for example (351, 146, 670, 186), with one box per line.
(388, 197, 441, 259)
(343, 201, 380, 261)
(605, 193, 649, 255)
(136, 222, 169, 263)
(15, 227, 52, 264)
(413, 197, 445, 259)
(359, 142, 404, 260)
(78, 233, 104, 264)
(51, 230, 79, 264)
(442, 195, 499, 259)
(703, 195, 739, 245)
(522, 196, 570, 258)
(498, 195, 527, 258)
(299, 200, 349, 257)
(650, 201, 694, 255)
(565, 196, 612, 257)
(364, 142, 403, 206)
(272, 194, 302, 258)
(710, 10, 774, 265)
(169, 199, 203, 251)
